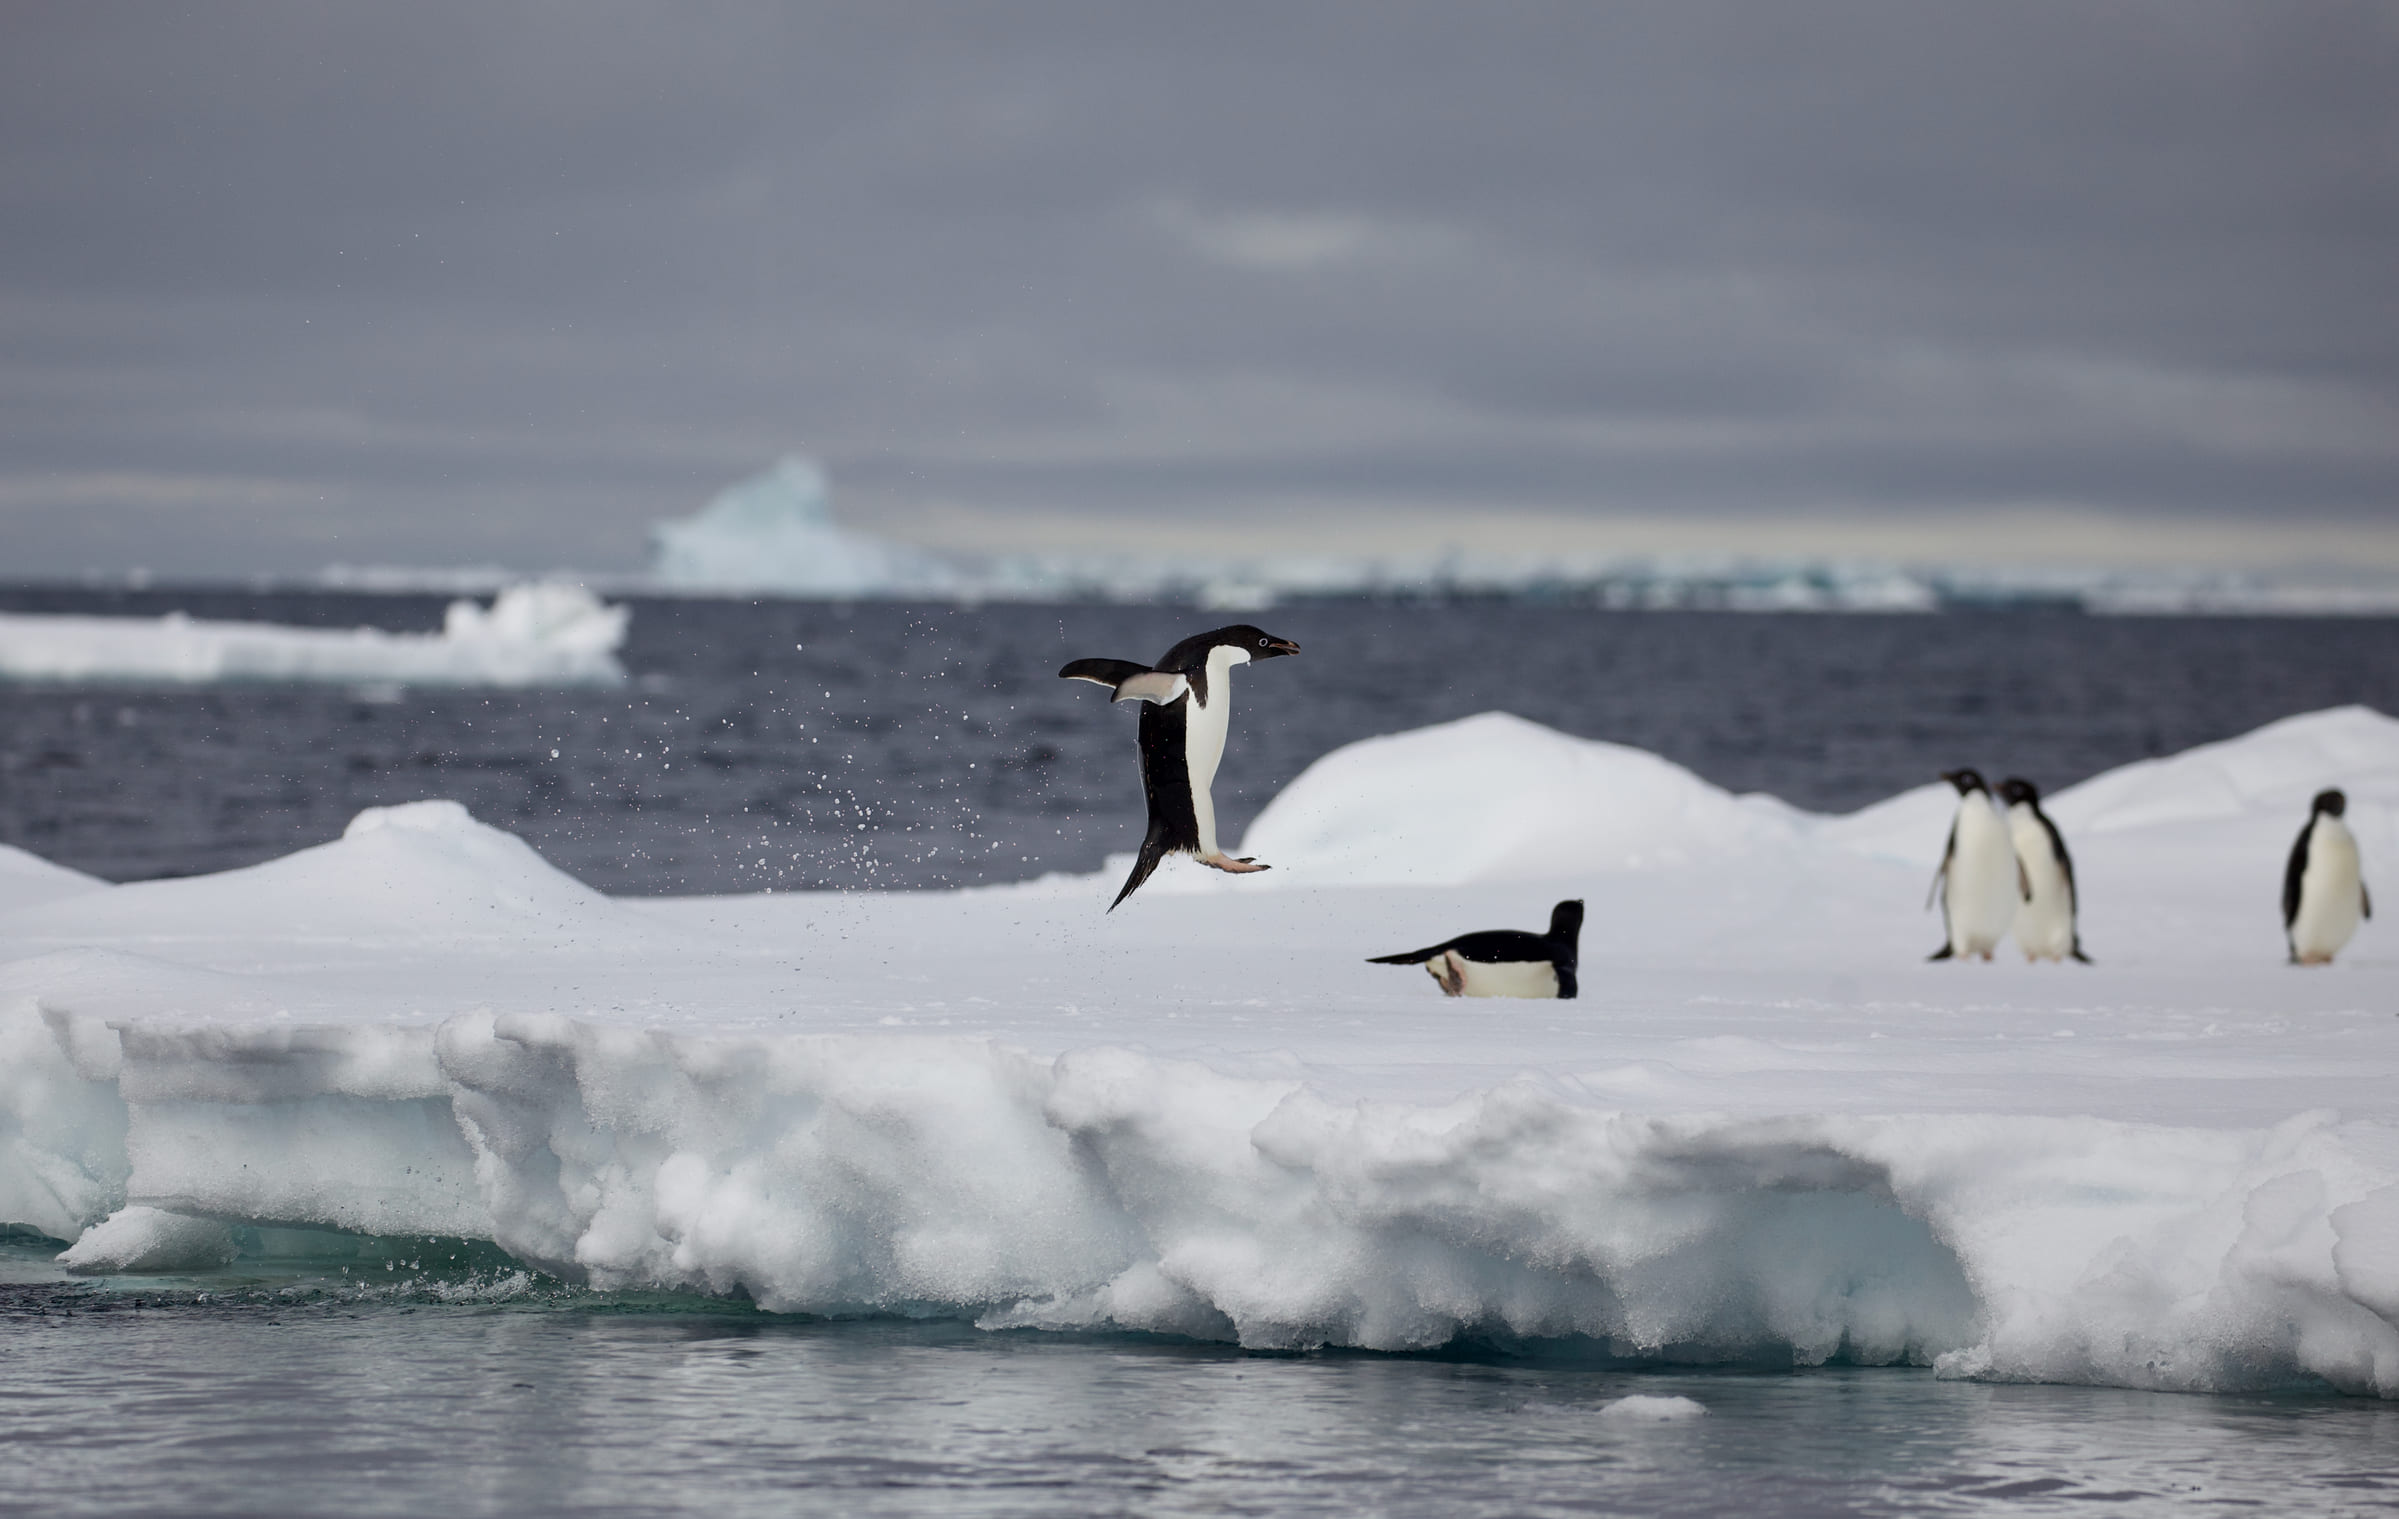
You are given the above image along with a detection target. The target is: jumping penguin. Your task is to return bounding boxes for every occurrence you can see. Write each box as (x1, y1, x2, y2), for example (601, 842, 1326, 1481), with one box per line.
(2284, 788, 2370, 965)
(1928, 768, 2024, 962)
(1367, 900, 1583, 998)
(1997, 777, 2091, 963)
(1060, 624, 1301, 910)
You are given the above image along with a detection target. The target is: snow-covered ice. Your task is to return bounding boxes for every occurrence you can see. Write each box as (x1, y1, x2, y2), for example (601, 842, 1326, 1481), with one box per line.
(3, 708, 2396, 1396)
(0, 582, 627, 687)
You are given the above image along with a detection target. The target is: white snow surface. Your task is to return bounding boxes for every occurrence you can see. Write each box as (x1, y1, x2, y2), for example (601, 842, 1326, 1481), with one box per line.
(4, 709, 2398, 1397)
(0, 582, 626, 687)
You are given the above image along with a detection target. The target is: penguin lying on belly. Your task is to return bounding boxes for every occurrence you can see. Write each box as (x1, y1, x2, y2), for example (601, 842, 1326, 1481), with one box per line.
(1368, 900, 1584, 998)
(1060, 624, 1300, 910)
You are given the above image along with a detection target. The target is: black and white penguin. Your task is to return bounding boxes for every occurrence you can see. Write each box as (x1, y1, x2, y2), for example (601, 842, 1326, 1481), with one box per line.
(1366, 900, 1583, 998)
(1928, 768, 2024, 962)
(1997, 777, 2091, 964)
(1060, 624, 1301, 909)
(2284, 788, 2370, 965)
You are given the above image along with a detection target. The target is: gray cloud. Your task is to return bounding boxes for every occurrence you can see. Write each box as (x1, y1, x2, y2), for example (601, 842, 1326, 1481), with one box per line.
(2, 0, 2394, 575)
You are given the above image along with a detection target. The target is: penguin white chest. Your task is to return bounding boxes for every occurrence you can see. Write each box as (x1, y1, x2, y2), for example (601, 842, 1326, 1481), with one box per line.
(1183, 645, 1248, 856)
(2291, 817, 2364, 964)
(1944, 797, 2019, 958)
(2007, 805, 2077, 960)
(1432, 952, 1561, 999)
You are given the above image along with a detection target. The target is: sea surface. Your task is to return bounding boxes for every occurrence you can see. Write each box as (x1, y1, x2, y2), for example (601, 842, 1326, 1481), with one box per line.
(6, 588, 2399, 893)
(8, 592, 2399, 1516)
(7, 1240, 2399, 1519)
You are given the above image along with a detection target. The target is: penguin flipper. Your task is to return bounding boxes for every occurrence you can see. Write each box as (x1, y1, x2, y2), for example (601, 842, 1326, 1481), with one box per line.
(1927, 821, 1957, 911)
(1112, 672, 1191, 705)
(2070, 945, 2094, 964)
(1926, 943, 1955, 962)
(2364, 881, 2373, 920)
(1061, 657, 1150, 688)
(2283, 821, 2311, 929)
(1060, 659, 1191, 706)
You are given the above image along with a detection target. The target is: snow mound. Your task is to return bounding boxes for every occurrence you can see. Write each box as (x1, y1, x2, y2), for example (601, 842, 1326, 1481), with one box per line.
(1235, 713, 1803, 886)
(1597, 1395, 1709, 1423)
(650, 456, 959, 596)
(1813, 706, 2399, 870)
(2051, 706, 2399, 835)
(57, 1205, 236, 1273)
(0, 845, 106, 914)
(0, 583, 626, 688)
(2, 800, 644, 955)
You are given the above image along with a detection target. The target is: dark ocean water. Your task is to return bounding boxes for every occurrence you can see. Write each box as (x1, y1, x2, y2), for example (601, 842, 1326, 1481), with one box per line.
(7, 1244, 2399, 1519)
(5, 587, 2399, 894)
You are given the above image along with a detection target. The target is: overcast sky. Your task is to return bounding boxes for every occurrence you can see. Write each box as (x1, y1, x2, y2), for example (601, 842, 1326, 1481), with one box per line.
(4, 1, 2395, 577)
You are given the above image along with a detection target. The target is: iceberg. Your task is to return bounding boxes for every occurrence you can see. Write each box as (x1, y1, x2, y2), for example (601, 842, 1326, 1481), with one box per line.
(649, 456, 960, 596)
(628, 458, 2399, 613)
(0, 582, 627, 688)
(4, 710, 2398, 1396)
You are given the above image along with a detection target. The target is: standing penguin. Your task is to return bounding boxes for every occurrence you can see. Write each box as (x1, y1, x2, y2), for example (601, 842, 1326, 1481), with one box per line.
(1060, 624, 1301, 910)
(2284, 788, 2371, 964)
(1997, 777, 2091, 963)
(1367, 900, 1583, 998)
(1928, 768, 2024, 961)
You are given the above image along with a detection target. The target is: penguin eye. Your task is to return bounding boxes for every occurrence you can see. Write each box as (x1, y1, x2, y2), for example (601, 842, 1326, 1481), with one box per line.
(1257, 638, 1267, 647)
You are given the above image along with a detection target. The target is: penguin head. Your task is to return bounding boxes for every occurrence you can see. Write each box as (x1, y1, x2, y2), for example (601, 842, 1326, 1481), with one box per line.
(2313, 788, 2348, 818)
(1996, 777, 2040, 808)
(1548, 899, 1585, 941)
(1210, 625, 1301, 661)
(1940, 768, 1989, 796)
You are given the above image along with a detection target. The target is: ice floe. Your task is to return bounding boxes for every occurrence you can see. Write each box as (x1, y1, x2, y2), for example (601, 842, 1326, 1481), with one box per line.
(0, 582, 627, 687)
(3, 708, 2397, 1396)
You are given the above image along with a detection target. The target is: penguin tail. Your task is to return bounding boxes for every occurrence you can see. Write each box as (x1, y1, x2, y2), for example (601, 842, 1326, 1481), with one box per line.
(1109, 819, 1177, 912)
(1366, 946, 1446, 965)
(1926, 943, 1955, 962)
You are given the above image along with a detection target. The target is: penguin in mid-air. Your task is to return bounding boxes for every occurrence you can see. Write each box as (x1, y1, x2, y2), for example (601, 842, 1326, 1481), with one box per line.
(1367, 900, 1583, 998)
(1060, 624, 1301, 909)
(2284, 788, 2370, 965)
(1997, 777, 2091, 963)
(1928, 768, 2025, 961)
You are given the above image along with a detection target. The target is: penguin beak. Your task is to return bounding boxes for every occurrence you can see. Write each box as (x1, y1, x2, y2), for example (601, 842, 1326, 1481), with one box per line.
(1267, 637, 1300, 657)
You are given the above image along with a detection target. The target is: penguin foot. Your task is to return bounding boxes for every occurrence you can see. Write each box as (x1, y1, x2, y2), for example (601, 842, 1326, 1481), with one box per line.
(1197, 853, 1271, 874)
(1427, 952, 1466, 998)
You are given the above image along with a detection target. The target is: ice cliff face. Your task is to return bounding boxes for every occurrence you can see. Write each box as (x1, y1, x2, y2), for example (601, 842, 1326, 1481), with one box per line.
(4, 712, 2399, 1396)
